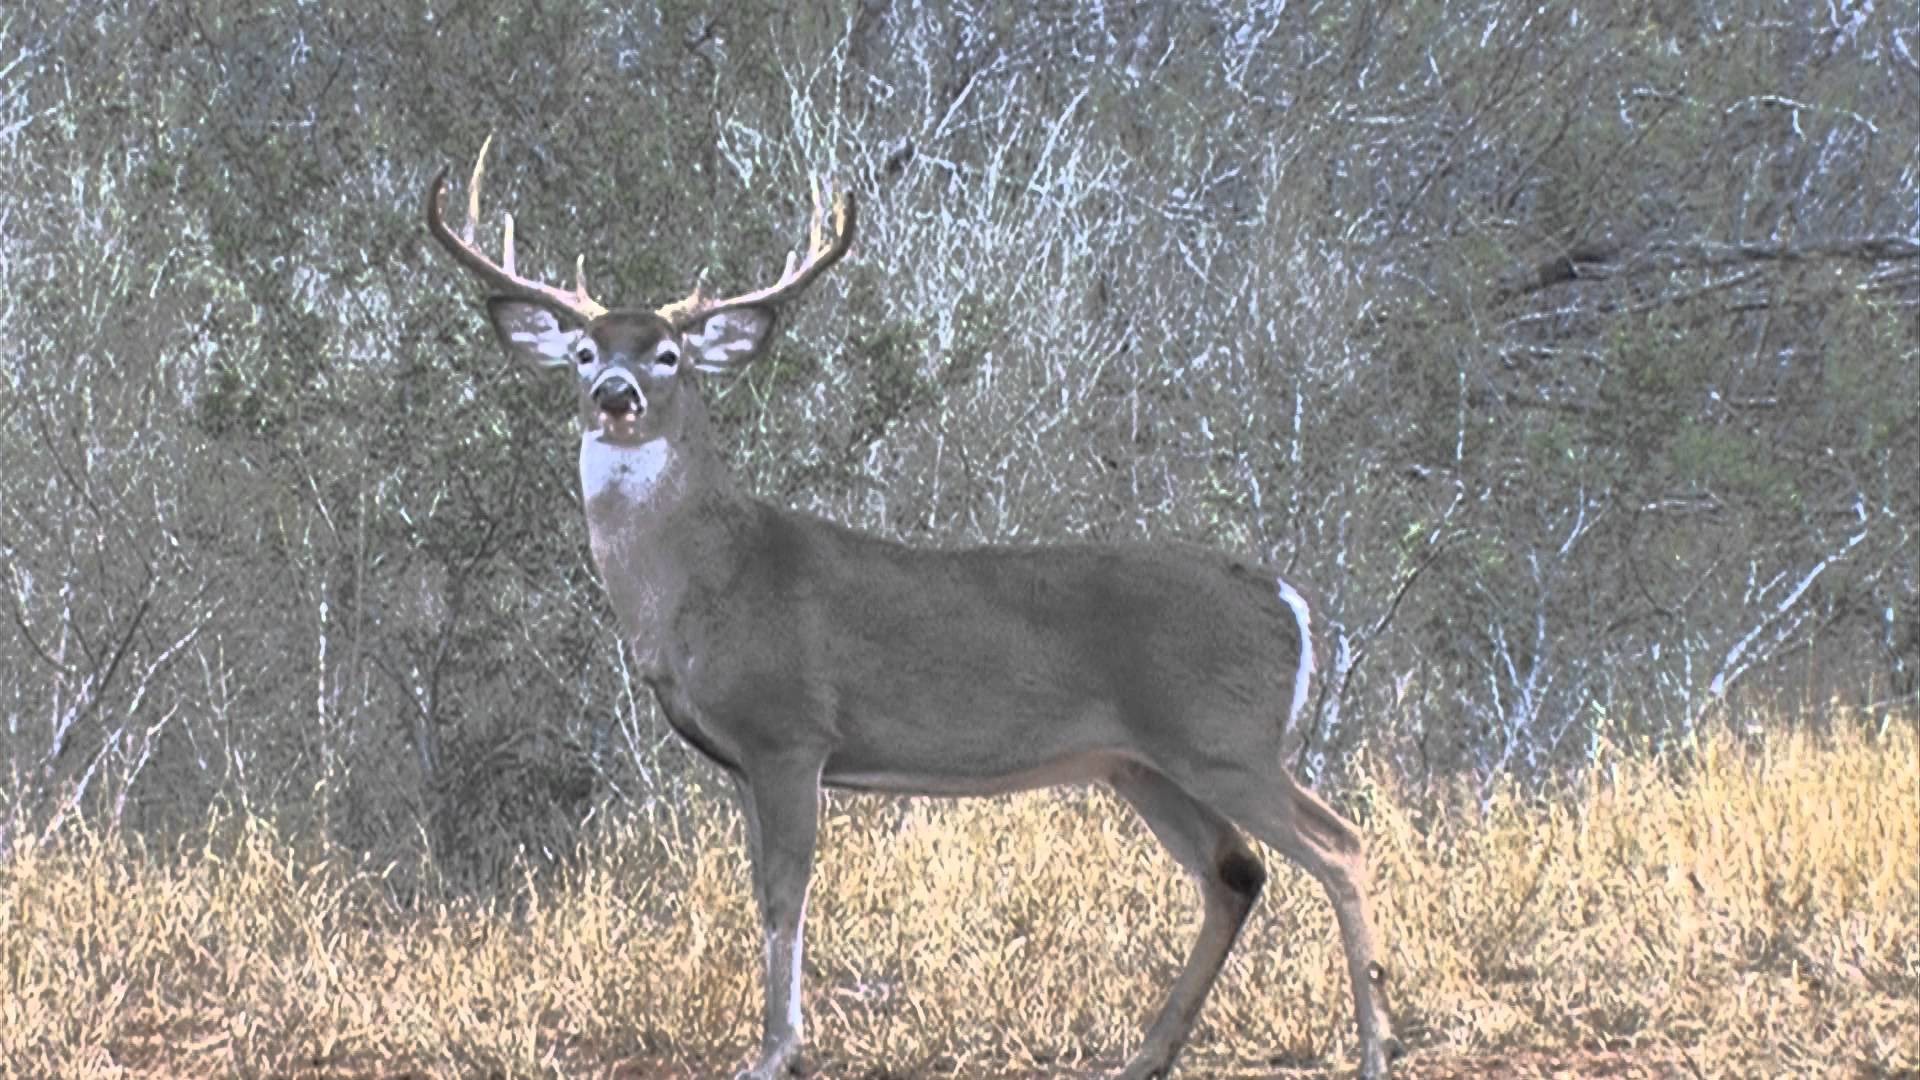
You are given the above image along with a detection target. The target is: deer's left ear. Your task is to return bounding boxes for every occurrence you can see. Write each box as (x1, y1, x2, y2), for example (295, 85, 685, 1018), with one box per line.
(682, 306, 776, 373)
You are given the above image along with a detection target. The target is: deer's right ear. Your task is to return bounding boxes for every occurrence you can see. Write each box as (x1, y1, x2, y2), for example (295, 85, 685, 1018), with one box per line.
(487, 298, 580, 369)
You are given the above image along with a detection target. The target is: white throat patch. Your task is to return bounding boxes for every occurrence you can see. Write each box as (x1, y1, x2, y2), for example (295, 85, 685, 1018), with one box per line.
(579, 432, 676, 506)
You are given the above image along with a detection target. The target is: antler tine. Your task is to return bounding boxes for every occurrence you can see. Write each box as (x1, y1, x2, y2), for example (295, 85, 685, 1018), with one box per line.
(658, 178, 857, 328)
(424, 139, 608, 325)
(808, 175, 826, 257)
(464, 133, 490, 245)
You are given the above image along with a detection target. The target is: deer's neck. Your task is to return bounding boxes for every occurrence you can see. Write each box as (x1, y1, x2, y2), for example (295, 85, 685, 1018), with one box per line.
(577, 406, 740, 661)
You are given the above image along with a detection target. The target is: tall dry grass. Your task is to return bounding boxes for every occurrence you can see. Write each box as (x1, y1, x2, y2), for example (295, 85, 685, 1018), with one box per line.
(3, 716, 1915, 1078)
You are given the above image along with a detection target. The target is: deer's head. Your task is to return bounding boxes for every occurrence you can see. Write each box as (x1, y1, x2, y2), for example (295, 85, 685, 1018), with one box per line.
(424, 138, 854, 448)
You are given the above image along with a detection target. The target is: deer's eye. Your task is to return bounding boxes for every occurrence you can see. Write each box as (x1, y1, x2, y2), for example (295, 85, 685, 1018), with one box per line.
(655, 349, 679, 369)
(574, 346, 595, 366)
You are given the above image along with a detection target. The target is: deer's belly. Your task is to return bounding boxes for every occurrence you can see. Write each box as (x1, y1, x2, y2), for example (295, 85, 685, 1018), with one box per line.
(822, 751, 1126, 797)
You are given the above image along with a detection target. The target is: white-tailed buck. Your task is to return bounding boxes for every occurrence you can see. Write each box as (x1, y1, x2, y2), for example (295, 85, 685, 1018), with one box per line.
(424, 142, 1401, 1080)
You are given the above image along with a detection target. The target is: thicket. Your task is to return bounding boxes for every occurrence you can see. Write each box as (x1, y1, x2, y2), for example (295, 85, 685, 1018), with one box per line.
(1, 2, 1915, 883)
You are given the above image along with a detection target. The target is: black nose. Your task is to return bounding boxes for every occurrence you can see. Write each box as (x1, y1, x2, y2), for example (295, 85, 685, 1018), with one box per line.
(593, 377, 642, 415)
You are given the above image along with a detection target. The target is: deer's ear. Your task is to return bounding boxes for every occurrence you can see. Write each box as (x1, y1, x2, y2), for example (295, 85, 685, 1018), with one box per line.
(682, 306, 775, 373)
(487, 298, 580, 368)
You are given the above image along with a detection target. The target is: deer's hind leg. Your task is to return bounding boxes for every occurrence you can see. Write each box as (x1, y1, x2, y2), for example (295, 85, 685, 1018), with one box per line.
(1212, 768, 1401, 1079)
(1107, 762, 1266, 1080)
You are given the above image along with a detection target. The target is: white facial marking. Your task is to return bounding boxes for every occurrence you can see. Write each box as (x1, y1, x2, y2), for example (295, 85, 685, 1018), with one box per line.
(1276, 580, 1315, 728)
(589, 367, 633, 398)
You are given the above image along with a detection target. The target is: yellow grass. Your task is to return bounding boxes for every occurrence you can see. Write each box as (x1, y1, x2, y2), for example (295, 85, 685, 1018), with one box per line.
(3, 718, 1916, 1077)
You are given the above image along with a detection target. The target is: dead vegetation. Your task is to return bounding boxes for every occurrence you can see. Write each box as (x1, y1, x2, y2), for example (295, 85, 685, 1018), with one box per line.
(3, 713, 1913, 1077)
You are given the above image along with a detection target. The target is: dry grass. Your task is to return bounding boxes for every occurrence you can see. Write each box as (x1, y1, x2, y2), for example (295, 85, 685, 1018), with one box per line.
(3, 717, 1916, 1078)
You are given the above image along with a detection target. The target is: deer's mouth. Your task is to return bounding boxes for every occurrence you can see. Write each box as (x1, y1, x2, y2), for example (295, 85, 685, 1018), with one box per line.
(597, 406, 644, 441)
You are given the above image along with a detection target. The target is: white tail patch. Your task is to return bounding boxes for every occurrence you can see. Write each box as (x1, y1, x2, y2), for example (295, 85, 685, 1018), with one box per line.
(1276, 580, 1315, 728)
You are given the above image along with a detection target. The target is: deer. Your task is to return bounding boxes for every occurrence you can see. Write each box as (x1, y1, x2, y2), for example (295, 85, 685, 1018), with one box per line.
(423, 141, 1402, 1080)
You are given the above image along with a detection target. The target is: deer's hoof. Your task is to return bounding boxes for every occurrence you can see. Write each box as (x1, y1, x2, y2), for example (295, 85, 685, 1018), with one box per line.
(1359, 1036, 1404, 1079)
(732, 1049, 804, 1080)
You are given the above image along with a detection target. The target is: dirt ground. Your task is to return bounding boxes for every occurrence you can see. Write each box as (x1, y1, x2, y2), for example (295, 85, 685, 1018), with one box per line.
(528, 1044, 1903, 1080)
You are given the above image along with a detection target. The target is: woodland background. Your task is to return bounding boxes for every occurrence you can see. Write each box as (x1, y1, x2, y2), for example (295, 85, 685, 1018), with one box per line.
(1, 2, 1917, 1076)
(4, 0, 1912, 869)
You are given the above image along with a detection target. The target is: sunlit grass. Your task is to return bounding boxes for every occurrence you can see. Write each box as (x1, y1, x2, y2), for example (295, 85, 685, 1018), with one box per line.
(3, 715, 1915, 1077)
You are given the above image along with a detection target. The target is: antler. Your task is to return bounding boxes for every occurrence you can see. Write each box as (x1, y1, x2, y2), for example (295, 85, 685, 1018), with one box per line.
(425, 135, 608, 324)
(656, 176, 856, 328)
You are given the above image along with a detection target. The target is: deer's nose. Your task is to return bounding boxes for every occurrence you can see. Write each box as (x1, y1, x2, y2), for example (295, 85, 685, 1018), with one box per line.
(592, 372, 643, 416)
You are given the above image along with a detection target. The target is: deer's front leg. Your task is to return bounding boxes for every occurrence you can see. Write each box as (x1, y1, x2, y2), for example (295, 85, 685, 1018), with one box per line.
(732, 752, 824, 1080)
